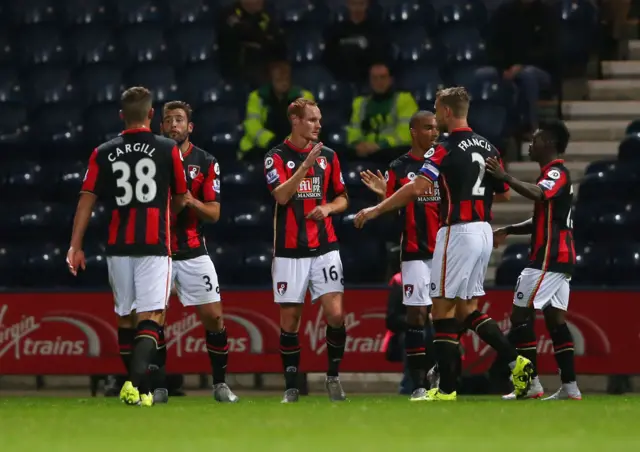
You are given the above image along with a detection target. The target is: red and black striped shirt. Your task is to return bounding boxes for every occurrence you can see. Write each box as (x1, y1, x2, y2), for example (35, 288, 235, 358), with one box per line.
(419, 127, 509, 226)
(386, 152, 440, 260)
(171, 144, 220, 261)
(529, 159, 576, 274)
(265, 140, 346, 258)
(81, 127, 188, 256)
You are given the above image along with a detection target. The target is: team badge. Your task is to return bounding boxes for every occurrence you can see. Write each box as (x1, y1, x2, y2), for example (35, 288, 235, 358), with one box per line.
(316, 156, 327, 170)
(404, 284, 414, 298)
(547, 169, 561, 180)
(214, 162, 220, 175)
(265, 157, 274, 169)
(384, 170, 389, 181)
(407, 172, 416, 181)
(188, 165, 200, 179)
(287, 161, 295, 169)
(424, 148, 435, 159)
(277, 282, 288, 295)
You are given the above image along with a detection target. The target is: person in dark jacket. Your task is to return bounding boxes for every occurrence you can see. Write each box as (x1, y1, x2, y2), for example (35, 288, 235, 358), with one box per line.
(323, 0, 392, 84)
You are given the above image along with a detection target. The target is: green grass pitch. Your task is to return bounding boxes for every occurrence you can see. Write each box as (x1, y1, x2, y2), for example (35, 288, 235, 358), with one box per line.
(2, 395, 640, 451)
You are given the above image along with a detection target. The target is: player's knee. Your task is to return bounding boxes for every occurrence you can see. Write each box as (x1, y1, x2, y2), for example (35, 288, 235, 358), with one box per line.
(279, 304, 302, 332)
(136, 310, 164, 324)
(407, 306, 427, 326)
(117, 314, 136, 329)
(510, 306, 534, 325)
(197, 303, 224, 331)
(542, 306, 565, 331)
(430, 297, 455, 320)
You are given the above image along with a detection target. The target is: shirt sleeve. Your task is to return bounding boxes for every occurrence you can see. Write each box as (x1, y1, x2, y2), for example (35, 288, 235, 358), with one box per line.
(537, 167, 568, 200)
(331, 152, 346, 196)
(80, 148, 102, 195)
(202, 158, 220, 203)
(494, 156, 510, 194)
(265, 152, 286, 192)
(418, 144, 447, 181)
(171, 145, 188, 195)
(385, 167, 397, 198)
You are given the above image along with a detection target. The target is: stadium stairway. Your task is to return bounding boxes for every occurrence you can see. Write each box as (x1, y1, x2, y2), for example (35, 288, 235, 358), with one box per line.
(487, 40, 640, 284)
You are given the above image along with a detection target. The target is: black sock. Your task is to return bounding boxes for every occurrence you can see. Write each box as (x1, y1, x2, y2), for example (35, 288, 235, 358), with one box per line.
(117, 327, 136, 377)
(325, 324, 346, 377)
(149, 327, 167, 390)
(206, 328, 229, 385)
(405, 328, 426, 391)
(433, 318, 460, 394)
(465, 310, 518, 363)
(549, 323, 576, 383)
(130, 320, 161, 393)
(508, 322, 538, 377)
(280, 330, 301, 390)
(424, 317, 436, 373)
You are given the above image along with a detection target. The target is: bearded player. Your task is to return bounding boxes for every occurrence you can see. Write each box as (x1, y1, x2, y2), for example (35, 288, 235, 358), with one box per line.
(360, 111, 440, 400)
(157, 100, 238, 403)
(487, 119, 581, 401)
(264, 98, 349, 403)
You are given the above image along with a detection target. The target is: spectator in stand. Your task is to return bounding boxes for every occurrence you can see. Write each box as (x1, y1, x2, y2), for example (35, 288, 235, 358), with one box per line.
(485, 0, 560, 137)
(217, 0, 287, 86)
(323, 0, 392, 84)
(346, 63, 418, 161)
(239, 61, 315, 161)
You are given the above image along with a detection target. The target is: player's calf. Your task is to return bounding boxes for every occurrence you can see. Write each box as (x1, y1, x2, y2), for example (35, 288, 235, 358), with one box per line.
(117, 322, 136, 378)
(432, 316, 460, 395)
(320, 292, 347, 401)
(405, 306, 429, 398)
(129, 315, 163, 398)
(542, 307, 581, 400)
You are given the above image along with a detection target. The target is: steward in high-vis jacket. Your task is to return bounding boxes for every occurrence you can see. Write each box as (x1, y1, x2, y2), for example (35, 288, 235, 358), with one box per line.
(239, 61, 314, 160)
(346, 63, 418, 159)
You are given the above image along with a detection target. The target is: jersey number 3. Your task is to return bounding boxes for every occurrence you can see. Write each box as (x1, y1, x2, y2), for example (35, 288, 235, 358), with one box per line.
(112, 158, 157, 206)
(471, 152, 486, 196)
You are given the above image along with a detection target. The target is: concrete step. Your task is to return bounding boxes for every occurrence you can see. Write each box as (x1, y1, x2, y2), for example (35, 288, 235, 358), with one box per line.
(492, 202, 533, 225)
(629, 40, 640, 60)
(507, 183, 580, 204)
(562, 101, 640, 120)
(588, 79, 640, 101)
(507, 160, 590, 182)
(601, 60, 640, 79)
(520, 141, 618, 161)
(566, 120, 628, 142)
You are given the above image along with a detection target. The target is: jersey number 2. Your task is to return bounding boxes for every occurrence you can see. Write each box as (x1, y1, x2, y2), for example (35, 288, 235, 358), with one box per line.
(112, 158, 157, 206)
(471, 152, 486, 196)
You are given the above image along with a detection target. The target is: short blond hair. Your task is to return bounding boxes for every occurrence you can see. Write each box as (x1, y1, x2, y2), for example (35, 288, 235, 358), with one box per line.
(121, 86, 153, 123)
(436, 87, 470, 118)
(288, 98, 318, 121)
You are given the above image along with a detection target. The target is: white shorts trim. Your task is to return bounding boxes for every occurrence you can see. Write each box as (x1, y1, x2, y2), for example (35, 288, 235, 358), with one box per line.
(513, 267, 570, 311)
(401, 259, 433, 306)
(107, 256, 172, 316)
(429, 222, 492, 300)
(272, 250, 344, 303)
(172, 255, 221, 306)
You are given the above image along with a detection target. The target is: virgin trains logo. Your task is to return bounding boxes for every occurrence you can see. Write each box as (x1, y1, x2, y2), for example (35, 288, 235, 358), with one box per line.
(0, 304, 115, 360)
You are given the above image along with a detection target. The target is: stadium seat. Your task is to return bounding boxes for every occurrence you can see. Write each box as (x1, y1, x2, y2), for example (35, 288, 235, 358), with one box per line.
(0, 33, 14, 65)
(191, 105, 241, 154)
(25, 242, 70, 288)
(342, 242, 386, 284)
(0, 104, 28, 144)
(392, 28, 440, 66)
(228, 201, 272, 241)
(577, 171, 617, 202)
(277, 0, 325, 30)
(618, 133, 640, 162)
(385, 1, 434, 30)
(19, 25, 69, 66)
(9, 0, 58, 25)
(494, 254, 527, 288)
(441, 29, 488, 81)
(293, 64, 335, 89)
(115, 0, 165, 25)
(127, 64, 178, 103)
(468, 103, 507, 147)
(435, 1, 488, 31)
(242, 242, 273, 285)
(610, 242, 640, 287)
(0, 243, 23, 287)
(625, 119, 640, 136)
(84, 103, 122, 142)
(165, 0, 214, 25)
(119, 25, 168, 64)
(32, 103, 84, 145)
(399, 65, 443, 109)
(584, 159, 617, 176)
(3, 161, 48, 201)
(572, 244, 610, 286)
(288, 29, 324, 65)
(597, 203, 640, 243)
(208, 243, 244, 285)
(220, 161, 265, 199)
(173, 26, 218, 65)
(26, 67, 75, 108)
(0, 69, 23, 104)
(502, 243, 530, 259)
(16, 203, 73, 242)
(70, 25, 119, 66)
(75, 64, 124, 106)
(63, 0, 112, 25)
(556, 0, 597, 69)
(179, 62, 224, 105)
(342, 161, 385, 201)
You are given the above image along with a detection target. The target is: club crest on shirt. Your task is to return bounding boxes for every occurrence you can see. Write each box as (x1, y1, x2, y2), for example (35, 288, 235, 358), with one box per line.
(404, 284, 414, 298)
(277, 282, 288, 295)
(188, 165, 200, 179)
(316, 156, 327, 170)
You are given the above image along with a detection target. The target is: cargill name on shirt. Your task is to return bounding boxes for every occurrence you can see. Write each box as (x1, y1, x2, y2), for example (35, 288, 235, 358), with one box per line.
(108, 143, 156, 162)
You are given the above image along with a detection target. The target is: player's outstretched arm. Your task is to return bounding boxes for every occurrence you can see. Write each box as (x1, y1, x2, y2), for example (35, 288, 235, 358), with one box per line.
(493, 218, 533, 249)
(271, 143, 322, 205)
(353, 177, 424, 228)
(486, 157, 544, 201)
(67, 192, 97, 275)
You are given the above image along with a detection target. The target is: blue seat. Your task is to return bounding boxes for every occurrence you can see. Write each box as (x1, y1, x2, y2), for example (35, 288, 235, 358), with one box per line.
(596, 203, 640, 243)
(0, 33, 14, 65)
(573, 200, 608, 244)
(502, 243, 530, 259)
(84, 103, 122, 142)
(555, 0, 597, 68)
(75, 64, 123, 106)
(116, 0, 165, 25)
(3, 161, 46, 201)
(572, 244, 610, 286)
(342, 161, 385, 202)
(392, 28, 440, 66)
(17, 203, 73, 240)
(342, 242, 385, 283)
(242, 242, 273, 285)
(52, 159, 88, 199)
(277, 0, 325, 30)
(577, 171, 618, 202)
(19, 25, 69, 66)
(314, 81, 353, 112)
(0, 104, 28, 144)
(385, 1, 433, 29)
(179, 63, 224, 105)
(293, 64, 335, 88)
(618, 133, 640, 162)
(0, 244, 24, 287)
(625, 119, 640, 136)
(165, 0, 214, 25)
(288, 30, 324, 65)
(584, 158, 617, 176)
(192, 105, 241, 153)
(70, 25, 119, 65)
(610, 243, 640, 287)
(63, 0, 111, 25)
(127, 64, 178, 103)
(26, 68, 76, 107)
(440, 27, 487, 69)
(468, 103, 507, 146)
(228, 201, 271, 241)
(0, 69, 23, 104)
(9, 0, 58, 25)
(436, 0, 488, 30)
(495, 254, 527, 287)
(208, 243, 244, 284)
(25, 242, 70, 288)
(173, 26, 218, 65)
(120, 25, 168, 63)
(33, 103, 84, 145)
(399, 65, 443, 109)
(221, 162, 265, 197)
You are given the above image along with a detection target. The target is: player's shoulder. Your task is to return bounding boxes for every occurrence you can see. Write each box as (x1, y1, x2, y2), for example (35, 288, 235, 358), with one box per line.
(191, 144, 218, 163)
(265, 142, 287, 159)
(543, 161, 570, 180)
(319, 144, 337, 157)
